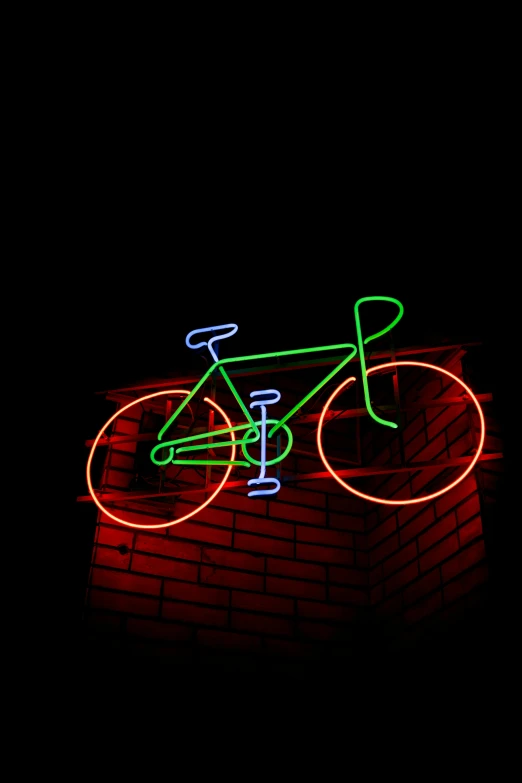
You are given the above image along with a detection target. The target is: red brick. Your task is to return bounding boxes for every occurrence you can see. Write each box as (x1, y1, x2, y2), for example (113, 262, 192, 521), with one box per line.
(266, 576, 326, 601)
(458, 515, 482, 547)
(163, 581, 229, 607)
(296, 543, 354, 565)
(370, 534, 399, 566)
(99, 507, 168, 528)
(109, 451, 135, 470)
(113, 417, 139, 435)
(397, 503, 423, 527)
(266, 558, 326, 582)
(231, 611, 293, 637)
(404, 430, 427, 461)
(404, 591, 442, 625)
(135, 534, 201, 562)
(418, 376, 444, 398)
(443, 563, 489, 604)
(269, 501, 327, 526)
(403, 412, 425, 442)
(162, 601, 228, 627)
(297, 600, 356, 621)
(368, 516, 397, 549)
(441, 540, 487, 583)
(234, 532, 294, 558)
(328, 494, 365, 515)
(96, 525, 134, 549)
(427, 407, 460, 442)
(276, 486, 326, 508)
(369, 564, 383, 585)
(457, 494, 481, 525)
(132, 553, 199, 582)
(201, 547, 264, 572)
(91, 567, 161, 596)
(376, 473, 411, 502)
(414, 432, 446, 462)
(217, 491, 266, 515)
(354, 533, 367, 551)
(411, 466, 447, 496)
(382, 541, 418, 577)
(104, 435, 135, 454)
(105, 470, 132, 490)
(384, 561, 419, 595)
(403, 570, 441, 606)
(419, 533, 460, 572)
(231, 591, 293, 615)
(197, 629, 261, 650)
(236, 513, 294, 540)
(94, 546, 131, 570)
(329, 512, 365, 532)
(425, 408, 439, 424)
(174, 503, 234, 528)
(372, 445, 392, 466)
(296, 526, 353, 548)
(399, 507, 436, 545)
(446, 412, 469, 445)
(435, 476, 476, 518)
(418, 514, 457, 552)
(329, 566, 367, 587)
(167, 522, 232, 547)
(89, 588, 159, 616)
(329, 586, 368, 605)
(200, 564, 264, 592)
(127, 618, 192, 641)
(449, 432, 472, 458)
(356, 551, 369, 567)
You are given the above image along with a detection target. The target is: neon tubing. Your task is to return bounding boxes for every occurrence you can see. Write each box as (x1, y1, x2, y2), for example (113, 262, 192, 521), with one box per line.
(156, 364, 260, 449)
(185, 323, 239, 362)
(158, 342, 358, 442)
(87, 390, 236, 529)
(242, 419, 293, 466)
(249, 389, 281, 407)
(317, 361, 485, 505)
(247, 477, 281, 497)
(246, 403, 281, 497)
(268, 346, 357, 438)
(354, 297, 404, 430)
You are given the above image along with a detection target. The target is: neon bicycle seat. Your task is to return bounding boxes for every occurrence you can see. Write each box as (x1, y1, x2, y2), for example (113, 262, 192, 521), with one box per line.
(185, 323, 238, 361)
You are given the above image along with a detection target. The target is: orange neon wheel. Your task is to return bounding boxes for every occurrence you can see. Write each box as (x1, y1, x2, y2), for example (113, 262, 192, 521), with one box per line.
(317, 361, 485, 506)
(87, 390, 235, 528)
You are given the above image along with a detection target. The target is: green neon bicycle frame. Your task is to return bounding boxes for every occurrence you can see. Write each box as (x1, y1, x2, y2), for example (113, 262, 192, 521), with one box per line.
(150, 296, 404, 468)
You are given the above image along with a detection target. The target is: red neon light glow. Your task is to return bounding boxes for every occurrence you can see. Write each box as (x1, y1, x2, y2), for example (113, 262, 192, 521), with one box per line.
(317, 362, 485, 505)
(86, 390, 236, 529)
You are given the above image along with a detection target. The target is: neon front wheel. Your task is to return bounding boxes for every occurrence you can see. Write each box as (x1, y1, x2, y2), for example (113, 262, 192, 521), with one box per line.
(87, 389, 235, 529)
(317, 361, 485, 506)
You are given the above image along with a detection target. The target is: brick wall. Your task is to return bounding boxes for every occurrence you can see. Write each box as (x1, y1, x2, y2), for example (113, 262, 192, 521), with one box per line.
(81, 348, 500, 674)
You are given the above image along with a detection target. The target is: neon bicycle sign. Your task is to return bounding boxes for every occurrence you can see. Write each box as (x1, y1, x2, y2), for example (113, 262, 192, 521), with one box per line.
(87, 296, 485, 529)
